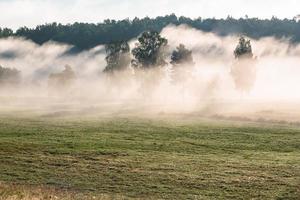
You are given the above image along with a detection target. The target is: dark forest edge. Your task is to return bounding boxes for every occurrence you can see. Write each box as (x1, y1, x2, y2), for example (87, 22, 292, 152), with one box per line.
(1, 14, 300, 50)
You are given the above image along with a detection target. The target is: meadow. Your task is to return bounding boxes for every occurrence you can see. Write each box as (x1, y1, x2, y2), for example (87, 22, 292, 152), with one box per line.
(0, 106, 299, 199)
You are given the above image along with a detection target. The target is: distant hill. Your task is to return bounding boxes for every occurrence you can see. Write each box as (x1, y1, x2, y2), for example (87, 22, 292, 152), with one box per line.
(1, 14, 300, 50)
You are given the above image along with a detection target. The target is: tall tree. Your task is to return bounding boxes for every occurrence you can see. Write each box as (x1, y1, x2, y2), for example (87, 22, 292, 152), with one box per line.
(231, 36, 256, 92)
(170, 44, 194, 85)
(103, 41, 131, 73)
(170, 44, 194, 66)
(131, 31, 168, 68)
(234, 36, 253, 59)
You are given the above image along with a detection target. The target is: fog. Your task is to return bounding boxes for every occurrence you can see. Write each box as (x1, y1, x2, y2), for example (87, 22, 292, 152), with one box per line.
(1, 24, 300, 122)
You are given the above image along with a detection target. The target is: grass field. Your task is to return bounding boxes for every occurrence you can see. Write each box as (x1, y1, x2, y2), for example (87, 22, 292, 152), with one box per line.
(0, 107, 299, 199)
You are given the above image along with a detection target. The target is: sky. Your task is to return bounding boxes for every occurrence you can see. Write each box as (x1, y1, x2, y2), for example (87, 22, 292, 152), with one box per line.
(1, 0, 299, 30)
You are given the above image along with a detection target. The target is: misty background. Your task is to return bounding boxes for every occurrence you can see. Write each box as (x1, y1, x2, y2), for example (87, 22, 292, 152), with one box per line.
(1, 1, 300, 121)
(1, 24, 300, 121)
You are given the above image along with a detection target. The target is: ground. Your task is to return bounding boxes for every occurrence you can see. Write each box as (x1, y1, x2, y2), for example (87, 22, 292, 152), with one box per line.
(0, 106, 299, 199)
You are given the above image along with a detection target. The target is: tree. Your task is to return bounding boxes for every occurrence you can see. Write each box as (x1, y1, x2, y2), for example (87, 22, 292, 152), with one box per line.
(0, 65, 21, 85)
(170, 44, 194, 84)
(103, 41, 131, 73)
(234, 36, 253, 59)
(131, 31, 168, 68)
(0, 28, 13, 38)
(170, 44, 194, 66)
(231, 36, 256, 92)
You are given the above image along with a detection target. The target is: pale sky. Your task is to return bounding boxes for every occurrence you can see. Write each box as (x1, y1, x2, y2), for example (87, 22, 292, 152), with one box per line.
(1, 0, 299, 30)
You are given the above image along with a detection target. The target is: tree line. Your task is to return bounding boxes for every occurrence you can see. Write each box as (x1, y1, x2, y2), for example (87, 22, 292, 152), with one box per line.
(104, 31, 194, 73)
(103, 31, 252, 73)
(1, 14, 300, 50)
(0, 31, 253, 92)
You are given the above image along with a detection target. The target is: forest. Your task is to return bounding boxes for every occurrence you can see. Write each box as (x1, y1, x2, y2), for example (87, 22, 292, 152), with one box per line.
(1, 14, 300, 50)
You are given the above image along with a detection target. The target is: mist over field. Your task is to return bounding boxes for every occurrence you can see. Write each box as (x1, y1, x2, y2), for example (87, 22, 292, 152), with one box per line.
(1, 25, 300, 121)
(1, 1, 300, 199)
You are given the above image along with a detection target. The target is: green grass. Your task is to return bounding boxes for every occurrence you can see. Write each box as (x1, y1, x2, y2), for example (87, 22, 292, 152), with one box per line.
(0, 111, 299, 199)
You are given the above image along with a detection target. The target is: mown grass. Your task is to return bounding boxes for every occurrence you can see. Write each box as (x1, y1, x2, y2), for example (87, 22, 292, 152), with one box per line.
(0, 110, 299, 199)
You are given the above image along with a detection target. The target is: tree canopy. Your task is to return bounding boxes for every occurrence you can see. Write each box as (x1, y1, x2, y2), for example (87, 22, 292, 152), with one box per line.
(170, 44, 194, 66)
(131, 31, 168, 68)
(103, 41, 131, 73)
(1, 14, 300, 50)
(231, 37, 256, 92)
(0, 28, 13, 38)
(234, 36, 253, 59)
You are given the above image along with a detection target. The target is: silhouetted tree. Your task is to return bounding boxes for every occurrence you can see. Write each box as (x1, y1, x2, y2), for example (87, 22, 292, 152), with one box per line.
(131, 31, 168, 68)
(170, 44, 194, 85)
(0, 28, 13, 38)
(170, 44, 194, 66)
(234, 36, 253, 59)
(103, 41, 131, 73)
(231, 37, 256, 92)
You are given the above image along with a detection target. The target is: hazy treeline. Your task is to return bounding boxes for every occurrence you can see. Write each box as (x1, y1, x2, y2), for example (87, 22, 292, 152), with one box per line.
(103, 31, 254, 93)
(1, 24, 300, 117)
(1, 14, 300, 50)
(0, 27, 255, 99)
